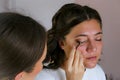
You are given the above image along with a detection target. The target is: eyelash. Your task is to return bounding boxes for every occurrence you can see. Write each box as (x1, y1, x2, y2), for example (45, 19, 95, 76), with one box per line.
(95, 38, 102, 41)
(76, 40, 88, 46)
(76, 38, 102, 45)
(80, 40, 87, 44)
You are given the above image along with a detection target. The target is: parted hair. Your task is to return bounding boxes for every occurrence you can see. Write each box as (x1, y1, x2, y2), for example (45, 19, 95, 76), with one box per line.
(45, 3, 102, 69)
(0, 12, 46, 80)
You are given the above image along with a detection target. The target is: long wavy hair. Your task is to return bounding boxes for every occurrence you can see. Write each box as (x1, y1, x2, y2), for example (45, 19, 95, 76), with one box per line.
(44, 3, 102, 69)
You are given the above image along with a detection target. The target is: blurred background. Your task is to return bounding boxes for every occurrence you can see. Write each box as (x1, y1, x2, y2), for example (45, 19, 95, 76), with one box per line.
(0, 0, 120, 79)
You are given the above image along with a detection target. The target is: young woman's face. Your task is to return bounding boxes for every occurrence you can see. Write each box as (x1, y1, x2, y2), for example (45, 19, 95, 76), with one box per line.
(19, 45, 47, 80)
(61, 19, 102, 68)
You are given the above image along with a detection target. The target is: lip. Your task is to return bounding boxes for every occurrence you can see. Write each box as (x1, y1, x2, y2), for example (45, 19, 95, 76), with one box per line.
(86, 56, 97, 61)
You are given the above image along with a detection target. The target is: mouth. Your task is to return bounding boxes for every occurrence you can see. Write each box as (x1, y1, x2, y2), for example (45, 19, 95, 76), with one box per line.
(86, 56, 97, 61)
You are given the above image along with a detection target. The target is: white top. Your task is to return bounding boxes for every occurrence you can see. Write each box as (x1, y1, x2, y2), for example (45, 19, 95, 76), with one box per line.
(35, 64, 106, 80)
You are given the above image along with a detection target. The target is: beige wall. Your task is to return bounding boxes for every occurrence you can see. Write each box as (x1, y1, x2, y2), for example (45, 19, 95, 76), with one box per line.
(0, 0, 9, 12)
(8, 0, 74, 30)
(1, 0, 120, 79)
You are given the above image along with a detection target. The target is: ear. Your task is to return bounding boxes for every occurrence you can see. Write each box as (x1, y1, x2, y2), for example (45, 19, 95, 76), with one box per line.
(15, 72, 25, 80)
(59, 40, 65, 50)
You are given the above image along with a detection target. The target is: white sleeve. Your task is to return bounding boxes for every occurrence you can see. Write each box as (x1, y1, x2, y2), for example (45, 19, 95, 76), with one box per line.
(96, 64, 106, 80)
(83, 64, 106, 80)
(35, 69, 55, 80)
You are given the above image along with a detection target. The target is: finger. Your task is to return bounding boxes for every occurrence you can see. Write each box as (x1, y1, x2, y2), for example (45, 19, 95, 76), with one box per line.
(79, 52, 85, 69)
(73, 48, 79, 68)
(67, 46, 76, 67)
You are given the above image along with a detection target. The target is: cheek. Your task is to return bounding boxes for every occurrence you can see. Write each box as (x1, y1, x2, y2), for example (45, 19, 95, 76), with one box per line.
(34, 63, 43, 74)
(97, 43, 102, 52)
(62, 41, 73, 57)
(64, 46, 72, 58)
(78, 42, 103, 53)
(30, 62, 43, 77)
(97, 46, 102, 57)
(78, 45, 87, 54)
(26, 65, 43, 80)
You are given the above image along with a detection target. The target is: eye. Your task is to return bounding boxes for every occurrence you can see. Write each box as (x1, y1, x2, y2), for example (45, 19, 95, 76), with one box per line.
(80, 40, 88, 45)
(76, 39, 88, 46)
(95, 37, 102, 41)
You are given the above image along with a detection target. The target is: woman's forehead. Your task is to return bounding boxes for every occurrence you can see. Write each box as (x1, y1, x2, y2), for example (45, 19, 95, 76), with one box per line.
(66, 19, 102, 37)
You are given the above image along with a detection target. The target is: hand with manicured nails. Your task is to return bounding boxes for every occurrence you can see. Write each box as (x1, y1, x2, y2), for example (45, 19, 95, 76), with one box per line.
(65, 46, 85, 80)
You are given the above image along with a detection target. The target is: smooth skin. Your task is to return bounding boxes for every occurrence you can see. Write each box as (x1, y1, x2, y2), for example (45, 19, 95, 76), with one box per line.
(60, 19, 103, 80)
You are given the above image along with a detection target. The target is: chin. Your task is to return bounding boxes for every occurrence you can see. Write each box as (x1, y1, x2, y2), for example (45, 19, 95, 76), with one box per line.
(84, 62, 97, 69)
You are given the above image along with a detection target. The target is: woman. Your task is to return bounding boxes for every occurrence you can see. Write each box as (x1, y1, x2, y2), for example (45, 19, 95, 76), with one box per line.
(36, 3, 106, 80)
(0, 12, 46, 80)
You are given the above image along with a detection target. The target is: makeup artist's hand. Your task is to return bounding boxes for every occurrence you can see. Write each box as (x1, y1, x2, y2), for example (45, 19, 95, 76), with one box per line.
(64, 47, 85, 80)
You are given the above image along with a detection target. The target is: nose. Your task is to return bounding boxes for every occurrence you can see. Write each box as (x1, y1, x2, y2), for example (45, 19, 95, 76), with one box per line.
(86, 40, 97, 53)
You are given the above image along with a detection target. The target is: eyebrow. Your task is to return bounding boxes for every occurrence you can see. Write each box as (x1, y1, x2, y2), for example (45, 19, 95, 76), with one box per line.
(75, 32, 103, 38)
(95, 32, 103, 36)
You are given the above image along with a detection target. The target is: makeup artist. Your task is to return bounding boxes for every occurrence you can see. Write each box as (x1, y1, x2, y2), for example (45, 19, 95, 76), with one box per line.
(36, 3, 106, 80)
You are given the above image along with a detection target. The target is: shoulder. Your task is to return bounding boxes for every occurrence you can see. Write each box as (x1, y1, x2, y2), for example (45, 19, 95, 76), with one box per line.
(35, 68, 65, 80)
(35, 69, 56, 80)
(86, 64, 105, 73)
(95, 64, 106, 80)
(83, 64, 106, 80)
(91, 64, 106, 78)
